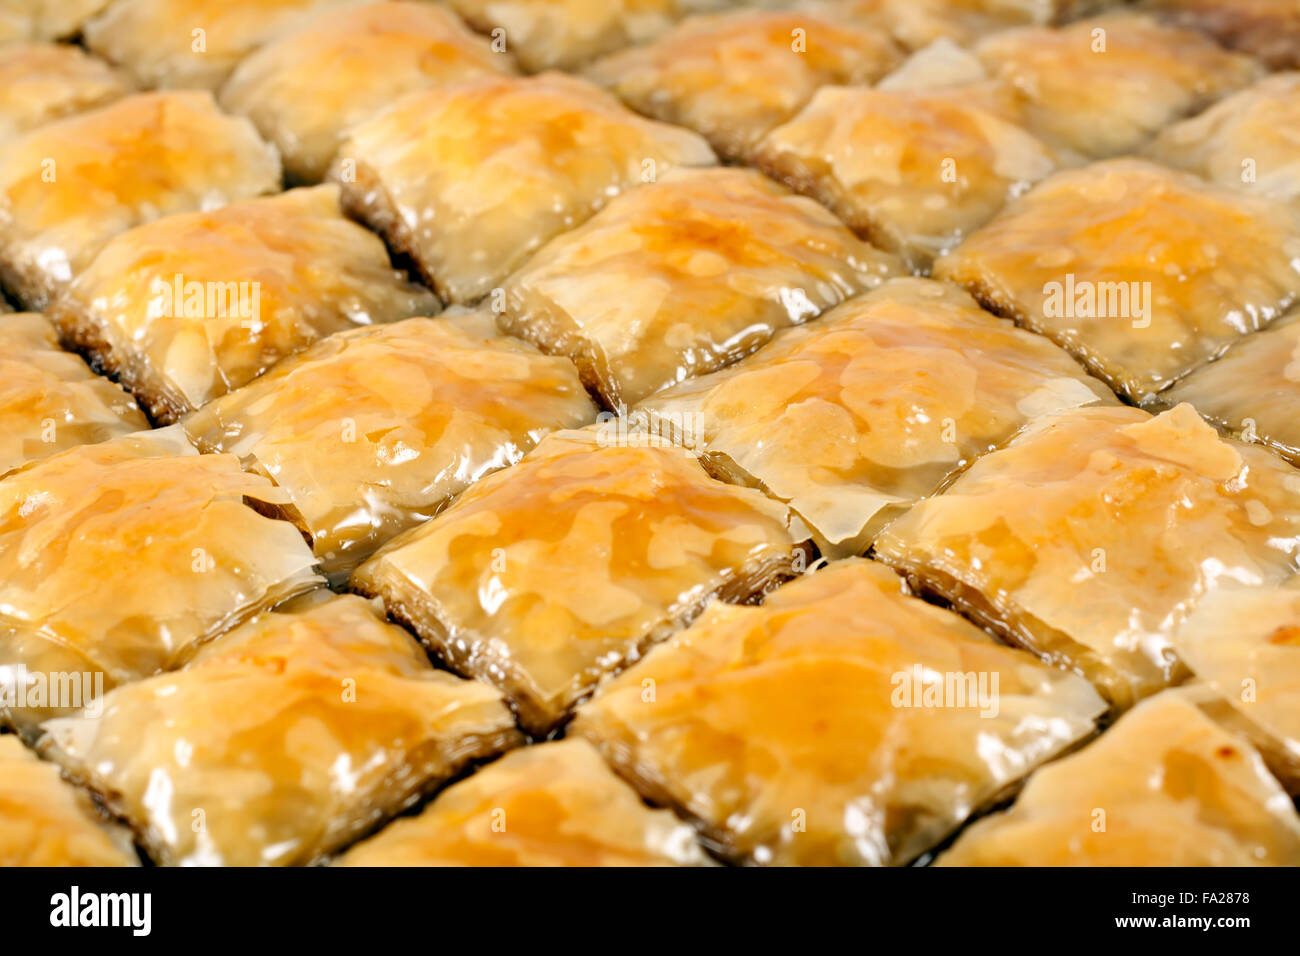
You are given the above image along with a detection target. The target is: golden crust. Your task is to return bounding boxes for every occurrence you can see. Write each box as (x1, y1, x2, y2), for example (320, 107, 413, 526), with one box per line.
(0, 43, 132, 139)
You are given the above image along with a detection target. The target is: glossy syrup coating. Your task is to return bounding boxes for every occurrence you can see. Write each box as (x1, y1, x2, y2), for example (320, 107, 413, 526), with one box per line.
(0, 736, 136, 867)
(220, 2, 517, 184)
(0, 312, 148, 477)
(185, 312, 598, 582)
(332, 72, 716, 305)
(0, 0, 112, 45)
(973, 13, 1262, 159)
(572, 558, 1106, 866)
(755, 81, 1059, 270)
(585, 9, 903, 163)
(82, 0, 355, 90)
(934, 159, 1300, 403)
(0, 43, 133, 140)
(51, 185, 440, 424)
(876, 404, 1300, 710)
(0, 427, 323, 732)
(1141, 0, 1300, 69)
(0, 90, 281, 311)
(352, 427, 805, 736)
(937, 690, 1300, 865)
(502, 167, 902, 409)
(637, 278, 1116, 557)
(338, 739, 713, 866)
(40, 593, 523, 867)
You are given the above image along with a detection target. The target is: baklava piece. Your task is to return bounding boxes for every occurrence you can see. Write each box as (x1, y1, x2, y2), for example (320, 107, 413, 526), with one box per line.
(501, 167, 902, 409)
(331, 73, 715, 305)
(1142, 73, 1300, 202)
(0, 736, 136, 867)
(0, 43, 132, 139)
(338, 740, 711, 866)
(0, 311, 147, 476)
(875, 404, 1300, 710)
(572, 558, 1105, 866)
(0, 90, 280, 311)
(444, 0, 730, 73)
(1142, 0, 1300, 70)
(755, 82, 1059, 270)
(0, 428, 322, 733)
(822, 1, 1124, 50)
(585, 10, 903, 163)
(937, 690, 1300, 865)
(973, 14, 1261, 159)
(220, 2, 516, 184)
(82, 0, 352, 90)
(52, 185, 439, 424)
(0, 0, 112, 45)
(637, 278, 1115, 557)
(1175, 587, 1300, 794)
(40, 594, 522, 867)
(352, 427, 805, 736)
(934, 159, 1300, 403)
(185, 312, 598, 582)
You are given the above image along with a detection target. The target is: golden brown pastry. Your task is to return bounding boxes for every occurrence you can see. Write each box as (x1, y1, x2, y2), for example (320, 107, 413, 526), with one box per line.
(0, 90, 280, 311)
(0, 736, 136, 866)
(572, 558, 1106, 866)
(637, 278, 1116, 557)
(0, 312, 147, 477)
(352, 426, 806, 736)
(818, 1, 1122, 50)
(1141, 0, 1300, 70)
(185, 312, 598, 582)
(332, 72, 715, 305)
(83, 0, 354, 90)
(338, 739, 712, 866)
(220, 2, 517, 184)
(1142, 73, 1300, 202)
(585, 10, 903, 163)
(0, 427, 322, 733)
(0, 0, 112, 45)
(755, 82, 1059, 270)
(501, 167, 902, 409)
(40, 593, 523, 866)
(51, 185, 439, 424)
(934, 159, 1300, 403)
(875, 404, 1300, 709)
(0, 43, 132, 140)
(973, 14, 1261, 159)
(936, 689, 1300, 866)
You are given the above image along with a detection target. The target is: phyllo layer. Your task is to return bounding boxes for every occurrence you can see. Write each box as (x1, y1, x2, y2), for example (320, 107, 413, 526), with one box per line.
(0, 43, 131, 139)
(1141, 0, 1300, 70)
(0, 0, 111, 46)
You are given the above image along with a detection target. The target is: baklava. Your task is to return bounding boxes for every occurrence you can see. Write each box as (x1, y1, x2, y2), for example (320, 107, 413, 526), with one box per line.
(875, 404, 1300, 709)
(0, 43, 132, 140)
(0, 0, 112, 45)
(51, 185, 439, 424)
(572, 558, 1105, 866)
(40, 593, 523, 866)
(352, 426, 806, 736)
(185, 311, 598, 582)
(821, 1, 1126, 51)
(332, 72, 716, 305)
(501, 167, 902, 409)
(1141, 0, 1300, 69)
(337, 739, 713, 867)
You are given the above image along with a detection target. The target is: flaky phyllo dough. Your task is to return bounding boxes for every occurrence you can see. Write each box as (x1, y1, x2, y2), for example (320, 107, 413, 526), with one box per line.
(0, 428, 322, 733)
(0, 90, 280, 311)
(0, 42, 132, 140)
(1141, 0, 1300, 70)
(51, 185, 439, 424)
(876, 404, 1300, 710)
(937, 690, 1300, 865)
(186, 312, 598, 582)
(0, 312, 147, 477)
(338, 740, 713, 866)
(220, 2, 517, 184)
(572, 559, 1105, 866)
(502, 167, 902, 408)
(0, 0, 112, 45)
(935, 159, 1300, 403)
(585, 9, 903, 163)
(0, 736, 136, 867)
(637, 278, 1115, 557)
(1142, 72, 1300, 201)
(332, 72, 715, 305)
(352, 427, 806, 736)
(39, 593, 522, 867)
